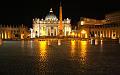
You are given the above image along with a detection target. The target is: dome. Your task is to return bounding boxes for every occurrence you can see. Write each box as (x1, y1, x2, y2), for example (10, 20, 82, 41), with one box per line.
(45, 8, 58, 21)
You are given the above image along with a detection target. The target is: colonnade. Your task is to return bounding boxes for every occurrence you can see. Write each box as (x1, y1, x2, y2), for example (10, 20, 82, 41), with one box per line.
(90, 28, 120, 39)
(0, 25, 28, 39)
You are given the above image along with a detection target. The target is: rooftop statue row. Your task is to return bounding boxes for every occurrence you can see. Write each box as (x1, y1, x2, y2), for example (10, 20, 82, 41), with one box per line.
(0, 24, 27, 28)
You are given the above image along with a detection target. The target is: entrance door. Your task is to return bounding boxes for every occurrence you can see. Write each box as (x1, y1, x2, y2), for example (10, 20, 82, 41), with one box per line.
(51, 33, 53, 36)
(82, 34, 85, 38)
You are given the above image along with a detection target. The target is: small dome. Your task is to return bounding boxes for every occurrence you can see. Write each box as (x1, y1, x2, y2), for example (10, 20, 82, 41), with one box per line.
(45, 8, 58, 21)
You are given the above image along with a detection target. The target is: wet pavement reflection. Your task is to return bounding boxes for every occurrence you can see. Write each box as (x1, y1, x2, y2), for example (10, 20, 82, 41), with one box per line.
(0, 39, 120, 75)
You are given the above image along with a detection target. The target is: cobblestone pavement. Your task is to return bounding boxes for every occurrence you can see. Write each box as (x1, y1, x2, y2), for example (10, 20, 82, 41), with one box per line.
(0, 40, 120, 75)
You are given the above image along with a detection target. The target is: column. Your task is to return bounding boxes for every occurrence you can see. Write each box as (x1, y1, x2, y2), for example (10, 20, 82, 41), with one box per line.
(2, 32, 3, 39)
(96, 31, 98, 38)
(53, 27, 55, 36)
(56, 27, 58, 36)
(64, 27, 66, 36)
(104, 30, 106, 38)
(108, 30, 110, 38)
(50, 27, 51, 36)
(102, 30, 104, 38)
(106, 30, 107, 38)
(112, 30, 113, 38)
(46, 27, 48, 36)
(6, 31, 7, 39)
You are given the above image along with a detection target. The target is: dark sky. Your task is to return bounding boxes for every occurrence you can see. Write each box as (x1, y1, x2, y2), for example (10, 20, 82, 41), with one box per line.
(0, 0, 120, 28)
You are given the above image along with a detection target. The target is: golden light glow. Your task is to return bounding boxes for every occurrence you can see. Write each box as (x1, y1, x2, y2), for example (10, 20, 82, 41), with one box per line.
(41, 30, 46, 36)
(39, 41, 47, 62)
(2, 33, 3, 39)
(75, 33, 77, 37)
(71, 32, 75, 36)
(71, 40, 75, 55)
(21, 34, 24, 39)
(100, 34, 103, 37)
(58, 40, 61, 45)
(100, 40, 103, 52)
(95, 34, 97, 37)
(100, 40, 103, 45)
(78, 34, 80, 37)
(81, 21, 84, 25)
(80, 40, 87, 64)
(48, 40, 51, 45)
(8, 32, 10, 39)
(95, 39, 98, 45)
(5, 32, 7, 39)
(81, 30, 86, 34)
(90, 39, 93, 45)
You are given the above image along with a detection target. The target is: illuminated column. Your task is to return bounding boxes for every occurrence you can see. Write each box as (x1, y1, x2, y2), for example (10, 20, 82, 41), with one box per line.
(5, 31, 6, 39)
(2, 31, 4, 39)
(54, 27, 57, 36)
(7, 31, 9, 39)
(8, 31, 10, 39)
(38, 24, 40, 37)
(6, 32, 8, 39)
(2, 32, 3, 39)
(48, 27, 50, 36)
(96, 31, 98, 38)
(53, 27, 54, 36)
(112, 30, 113, 38)
(3, 31, 5, 39)
(103, 30, 104, 38)
(50, 27, 51, 36)
(94, 31, 96, 38)
(104, 30, 105, 38)
(46, 27, 48, 36)
(37, 24, 40, 37)
(64, 27, 66, 36)
(30, 28, 33, 38)
(106, 30, 107, 38)
(56, 27, 58, 36)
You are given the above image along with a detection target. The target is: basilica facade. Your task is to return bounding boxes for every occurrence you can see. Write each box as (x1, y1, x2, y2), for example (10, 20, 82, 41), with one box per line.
(30, 8, 71, 38)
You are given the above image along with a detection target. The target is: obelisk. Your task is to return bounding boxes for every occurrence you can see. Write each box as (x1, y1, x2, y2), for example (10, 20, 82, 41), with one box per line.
(59, 2, 63, 36)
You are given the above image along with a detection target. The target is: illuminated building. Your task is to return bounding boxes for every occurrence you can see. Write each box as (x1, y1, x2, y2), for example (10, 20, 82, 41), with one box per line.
(30, 4, 71, 38)
(0, 24, 29, 40)
(105, 11, 120, 24)
(77, 14, 120, 39)
(78, 17, 107, 25)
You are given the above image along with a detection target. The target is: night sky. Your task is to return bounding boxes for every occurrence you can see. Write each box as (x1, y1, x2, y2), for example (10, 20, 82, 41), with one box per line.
(0, 0, 120, 28)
